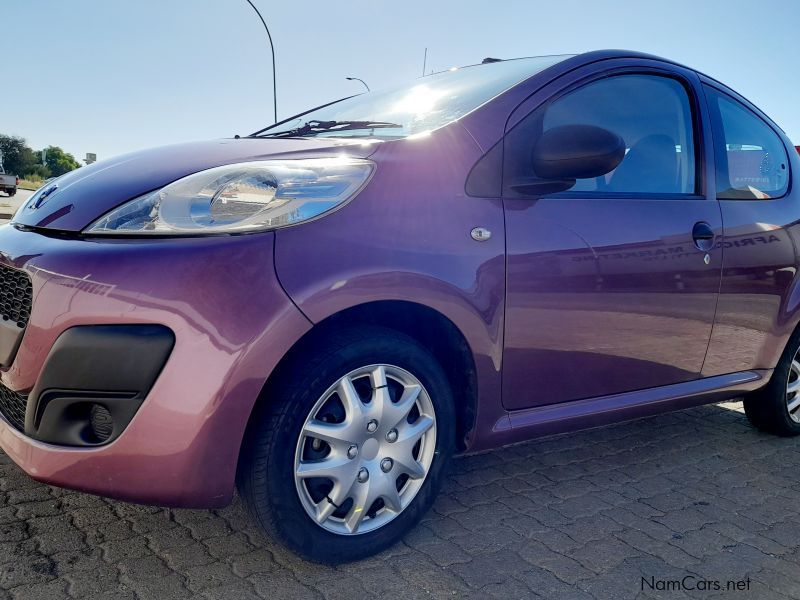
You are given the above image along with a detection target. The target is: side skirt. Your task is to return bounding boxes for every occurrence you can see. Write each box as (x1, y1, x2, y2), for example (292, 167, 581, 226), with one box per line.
(492, 370, 770, 445)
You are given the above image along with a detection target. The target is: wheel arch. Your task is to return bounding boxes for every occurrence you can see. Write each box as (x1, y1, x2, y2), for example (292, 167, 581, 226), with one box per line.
(239, 300, 478, 471)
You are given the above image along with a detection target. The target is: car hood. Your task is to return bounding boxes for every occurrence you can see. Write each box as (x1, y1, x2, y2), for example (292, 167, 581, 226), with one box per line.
(13, 137, 379, 232)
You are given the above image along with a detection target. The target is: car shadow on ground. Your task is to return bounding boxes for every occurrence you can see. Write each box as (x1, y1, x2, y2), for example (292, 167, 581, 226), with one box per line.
(1, 401, 799, 599)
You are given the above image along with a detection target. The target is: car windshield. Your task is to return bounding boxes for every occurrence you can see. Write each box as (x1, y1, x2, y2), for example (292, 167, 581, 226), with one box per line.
(254, 55, 573, 139)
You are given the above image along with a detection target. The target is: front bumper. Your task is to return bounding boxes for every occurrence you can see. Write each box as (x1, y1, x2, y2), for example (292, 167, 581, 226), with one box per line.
(0, 224, 311, 507)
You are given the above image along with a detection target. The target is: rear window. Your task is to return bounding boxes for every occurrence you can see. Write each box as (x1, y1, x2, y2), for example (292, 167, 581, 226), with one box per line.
(705, 86, 790, 199)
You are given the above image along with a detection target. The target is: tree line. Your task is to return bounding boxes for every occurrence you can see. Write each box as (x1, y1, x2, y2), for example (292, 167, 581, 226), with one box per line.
(0, 134, 82, 179)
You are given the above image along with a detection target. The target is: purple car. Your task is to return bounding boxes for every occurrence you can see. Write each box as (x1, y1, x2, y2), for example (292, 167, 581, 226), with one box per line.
(0, 50, 798, 562)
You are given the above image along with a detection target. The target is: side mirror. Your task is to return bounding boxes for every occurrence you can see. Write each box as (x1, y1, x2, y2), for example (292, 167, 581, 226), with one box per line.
(511, 125, 626, 195)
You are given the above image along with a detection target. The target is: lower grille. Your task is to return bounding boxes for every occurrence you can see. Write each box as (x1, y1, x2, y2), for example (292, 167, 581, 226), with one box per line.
(0, 382, 27, 432)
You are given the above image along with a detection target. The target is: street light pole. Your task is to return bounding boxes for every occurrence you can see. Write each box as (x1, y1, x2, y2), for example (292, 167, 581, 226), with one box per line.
(244, 0, 277, 123)
(345, 77, 370, 92)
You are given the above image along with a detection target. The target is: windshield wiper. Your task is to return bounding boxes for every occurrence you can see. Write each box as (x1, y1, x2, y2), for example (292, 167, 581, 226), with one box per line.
(257, 119, 403, 138)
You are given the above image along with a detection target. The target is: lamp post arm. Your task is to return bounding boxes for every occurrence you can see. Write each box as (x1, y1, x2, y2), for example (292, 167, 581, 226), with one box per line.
(245, 0, 277, 123)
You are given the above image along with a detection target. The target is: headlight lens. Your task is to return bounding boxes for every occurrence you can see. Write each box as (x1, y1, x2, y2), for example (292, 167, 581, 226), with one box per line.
(85, 157, 374, 235)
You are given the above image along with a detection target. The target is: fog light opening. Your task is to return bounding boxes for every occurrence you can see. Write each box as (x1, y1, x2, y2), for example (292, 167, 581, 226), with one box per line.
(88, 403, 114, 443)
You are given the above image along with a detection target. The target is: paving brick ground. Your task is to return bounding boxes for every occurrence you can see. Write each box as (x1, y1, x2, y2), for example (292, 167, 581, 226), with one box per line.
(1, 400, 800, 599)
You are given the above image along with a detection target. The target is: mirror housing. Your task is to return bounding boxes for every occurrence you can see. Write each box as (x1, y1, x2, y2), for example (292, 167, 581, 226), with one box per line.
(511, 125, 625, 195)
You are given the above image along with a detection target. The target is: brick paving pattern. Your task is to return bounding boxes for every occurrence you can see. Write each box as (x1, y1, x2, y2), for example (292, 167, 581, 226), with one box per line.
(1, 401, 799, 599)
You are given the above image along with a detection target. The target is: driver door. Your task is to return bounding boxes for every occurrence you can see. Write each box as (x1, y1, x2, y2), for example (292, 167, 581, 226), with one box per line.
(501, 67, 723, 410)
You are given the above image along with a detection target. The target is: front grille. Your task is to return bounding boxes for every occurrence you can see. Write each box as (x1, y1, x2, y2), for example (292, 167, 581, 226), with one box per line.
(0, 382, 27, 432)
(0, 264, 32, 329)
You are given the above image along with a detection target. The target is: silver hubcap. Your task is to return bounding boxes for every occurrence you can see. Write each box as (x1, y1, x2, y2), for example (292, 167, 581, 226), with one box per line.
(294, 364, 437, 535)
(787, 352, 800, 423)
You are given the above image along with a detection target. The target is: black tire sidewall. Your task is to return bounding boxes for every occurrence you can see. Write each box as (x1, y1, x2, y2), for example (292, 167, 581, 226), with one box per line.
(768, 329, 800, 432)
(745, 327, 800, 436)
(246, 327, 455, 563)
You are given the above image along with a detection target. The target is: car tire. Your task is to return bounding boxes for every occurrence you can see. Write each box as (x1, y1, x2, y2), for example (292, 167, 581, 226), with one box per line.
(237, 326, 455, 563)
(744, 328, 800, 436)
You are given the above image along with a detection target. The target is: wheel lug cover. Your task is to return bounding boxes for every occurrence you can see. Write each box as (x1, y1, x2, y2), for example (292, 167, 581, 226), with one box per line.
(347, 445, 358, 459)
(380, 458, 393, 473)
(366, 419, 379, 433)
(357, 467, 369, 483)
(386, 428, 398, 443)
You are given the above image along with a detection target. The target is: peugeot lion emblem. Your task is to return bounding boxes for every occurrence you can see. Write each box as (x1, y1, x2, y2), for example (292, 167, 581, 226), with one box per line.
(32, 184, 58, 209)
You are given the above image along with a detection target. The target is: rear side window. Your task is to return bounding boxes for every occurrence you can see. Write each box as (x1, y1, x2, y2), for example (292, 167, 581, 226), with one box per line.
(704, 86, 789, 199)
(504, 74, 697, 196)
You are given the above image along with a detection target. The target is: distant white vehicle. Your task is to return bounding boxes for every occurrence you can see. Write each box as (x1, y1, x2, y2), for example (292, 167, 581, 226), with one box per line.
(0, 165, 17, 197)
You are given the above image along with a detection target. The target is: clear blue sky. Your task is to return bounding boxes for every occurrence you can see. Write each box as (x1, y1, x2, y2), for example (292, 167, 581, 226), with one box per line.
(6, 0, 799, 162)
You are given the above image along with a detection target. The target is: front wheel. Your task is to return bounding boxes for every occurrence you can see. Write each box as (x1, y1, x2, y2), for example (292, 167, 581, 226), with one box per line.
(237, 327, 455, 563)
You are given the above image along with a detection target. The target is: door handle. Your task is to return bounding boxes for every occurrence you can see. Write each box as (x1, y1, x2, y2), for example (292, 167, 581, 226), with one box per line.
(692, 221, 715, 252)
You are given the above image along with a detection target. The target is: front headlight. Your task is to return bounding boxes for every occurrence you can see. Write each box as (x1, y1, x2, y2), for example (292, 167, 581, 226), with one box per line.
(85, 157, 374, 235)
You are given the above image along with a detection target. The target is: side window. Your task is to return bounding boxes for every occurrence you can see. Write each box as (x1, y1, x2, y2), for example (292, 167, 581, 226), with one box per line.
(704, 86, 789, 200)
(504, 74, 697, 196)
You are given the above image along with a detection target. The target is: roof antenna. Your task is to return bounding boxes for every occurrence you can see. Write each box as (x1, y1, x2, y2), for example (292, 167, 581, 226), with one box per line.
(422, 48, 428, 77)
(482, 57, 502, 64)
